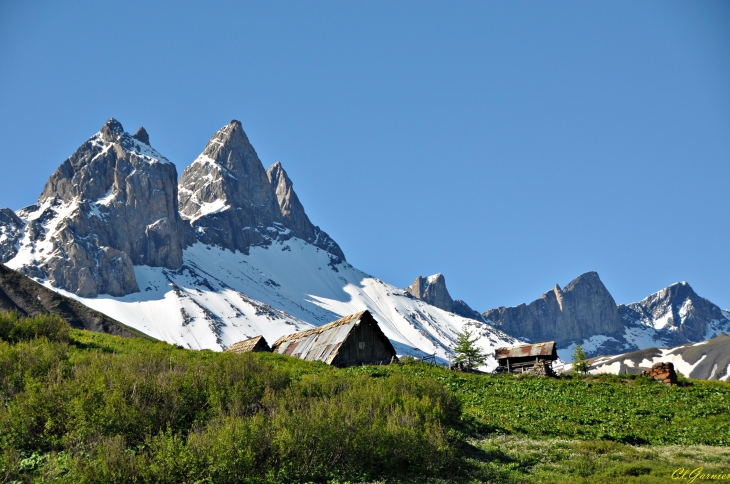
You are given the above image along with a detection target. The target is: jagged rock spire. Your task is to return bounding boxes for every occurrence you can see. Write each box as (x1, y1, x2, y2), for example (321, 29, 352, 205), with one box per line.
(179, 121, 345, 260)
(133, 126, 149, 144)
(266, 161, 345, 260)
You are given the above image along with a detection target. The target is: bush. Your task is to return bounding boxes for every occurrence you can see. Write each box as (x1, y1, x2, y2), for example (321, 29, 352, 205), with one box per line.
(0, 329, 460, 482)
(0, 312, 69, 344)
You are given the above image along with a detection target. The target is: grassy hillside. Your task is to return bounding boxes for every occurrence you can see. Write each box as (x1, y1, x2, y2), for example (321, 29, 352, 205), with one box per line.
(1, 312, 729, 483)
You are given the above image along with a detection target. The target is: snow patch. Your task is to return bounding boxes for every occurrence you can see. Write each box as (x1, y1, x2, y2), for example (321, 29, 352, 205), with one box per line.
(558, 334, 619, 362)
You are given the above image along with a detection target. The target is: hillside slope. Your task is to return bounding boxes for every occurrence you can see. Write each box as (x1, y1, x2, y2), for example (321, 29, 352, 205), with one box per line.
(0, 263, 146, 338)
(577, 332, 730, 381)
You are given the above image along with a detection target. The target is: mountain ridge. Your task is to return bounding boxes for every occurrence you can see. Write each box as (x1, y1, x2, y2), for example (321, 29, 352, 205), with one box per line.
(1, 118, 727, 364)
(481, 272, 730, 359)
(0, 118, 516, 365)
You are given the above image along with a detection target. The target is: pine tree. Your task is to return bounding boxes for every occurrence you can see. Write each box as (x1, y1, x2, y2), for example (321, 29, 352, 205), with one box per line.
(453, 327, 486, 370)
(572, 343, 590, 374)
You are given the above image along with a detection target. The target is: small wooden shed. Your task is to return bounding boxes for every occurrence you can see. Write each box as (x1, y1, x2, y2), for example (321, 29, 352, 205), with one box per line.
(271, 310, 397, 367)
(494, 341, 558, 373)
(226, 335, 271, 353)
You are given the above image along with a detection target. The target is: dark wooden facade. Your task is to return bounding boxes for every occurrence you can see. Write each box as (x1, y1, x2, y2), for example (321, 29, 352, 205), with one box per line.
(271, 310, 397, 367)
(494, 341, 558, 373)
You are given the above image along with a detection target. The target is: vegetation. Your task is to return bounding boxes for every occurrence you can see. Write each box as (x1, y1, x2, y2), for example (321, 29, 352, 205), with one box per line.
(452, 328, 487, 370)
(572, 343, 590, 374)
(1, 311, 729, 483)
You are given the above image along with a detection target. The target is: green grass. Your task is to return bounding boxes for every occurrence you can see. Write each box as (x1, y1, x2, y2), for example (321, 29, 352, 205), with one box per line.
(345, 363, 730, 446)
(1, 312, 729, 483)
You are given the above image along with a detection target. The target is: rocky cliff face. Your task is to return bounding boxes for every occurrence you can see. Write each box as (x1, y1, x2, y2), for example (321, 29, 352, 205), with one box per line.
(0, 209, 24, 263)
(4, 118, 192, 297)
(266, 162, 344, 260)
(406, 274, 484, 321)
(618, 282, 729, 345)
(483, 271, 623, 348)
(179, 120, 344, 260)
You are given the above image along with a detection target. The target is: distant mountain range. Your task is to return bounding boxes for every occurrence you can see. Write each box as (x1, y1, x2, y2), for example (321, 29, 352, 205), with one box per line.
(408, 270, 730, 360)
(0, 117, 727, 367)
(568, 333, 730, 381)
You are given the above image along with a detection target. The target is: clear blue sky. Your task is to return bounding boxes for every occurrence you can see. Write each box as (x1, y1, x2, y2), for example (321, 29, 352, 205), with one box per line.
(1, 1, 728, 310)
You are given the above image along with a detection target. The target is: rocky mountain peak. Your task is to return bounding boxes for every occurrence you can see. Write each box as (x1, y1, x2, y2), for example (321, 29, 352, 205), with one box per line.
(5, 118, 192, 297)
(405, 273, 484, 321)
(407, 274, 453, 312)
(198, 120, 262, 178)
(619, 280, 727, 342)
(133, 126, 150, 145)
(179, 122, 345, 260)
(483, 271, 623, 348)
(101, 118, 124, 142)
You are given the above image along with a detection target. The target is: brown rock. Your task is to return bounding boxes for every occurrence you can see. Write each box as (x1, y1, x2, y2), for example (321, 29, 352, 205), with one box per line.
(641, 362, 677, 385)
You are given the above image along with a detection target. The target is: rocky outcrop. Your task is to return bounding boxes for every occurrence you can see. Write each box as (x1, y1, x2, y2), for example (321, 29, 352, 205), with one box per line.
(618, 282, 728, 345)
(483, 272, 623, 348)
(407, 275, 454, 311)
(8, 118, 192, 297)
(0, 208, 24, 263)
(406, 274, 484, 321)
(0, 263, 148, 338)
(641, 362, 677, 385)
(179, 120, 344, 259)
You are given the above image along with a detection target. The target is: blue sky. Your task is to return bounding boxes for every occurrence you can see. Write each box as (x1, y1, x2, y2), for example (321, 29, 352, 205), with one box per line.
(1, 1, 728, 310)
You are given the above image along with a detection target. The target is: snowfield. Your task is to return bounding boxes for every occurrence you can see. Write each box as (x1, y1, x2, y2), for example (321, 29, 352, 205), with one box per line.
(46, 237, 519, 370)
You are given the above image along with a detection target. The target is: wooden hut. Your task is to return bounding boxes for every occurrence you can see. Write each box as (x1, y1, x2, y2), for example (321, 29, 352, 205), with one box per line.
(271, 310, 397, 367)
(226, 335, 271, 353)
(494, 341, 558, 374)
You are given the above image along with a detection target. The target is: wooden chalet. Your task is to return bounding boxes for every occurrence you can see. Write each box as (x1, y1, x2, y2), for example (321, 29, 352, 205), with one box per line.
(225, 335, 271, 353)
(271, 310, 397, 367)
(494, 341, 558, 374)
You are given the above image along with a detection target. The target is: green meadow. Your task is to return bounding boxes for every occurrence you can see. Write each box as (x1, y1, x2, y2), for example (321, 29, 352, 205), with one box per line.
(1, 312, 729, 483)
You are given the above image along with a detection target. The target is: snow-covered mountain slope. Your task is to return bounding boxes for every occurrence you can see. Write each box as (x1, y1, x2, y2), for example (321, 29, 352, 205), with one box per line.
(0, 118, 519, 368)
(564, 333, 730, 381)
(48, 237, 518, 369)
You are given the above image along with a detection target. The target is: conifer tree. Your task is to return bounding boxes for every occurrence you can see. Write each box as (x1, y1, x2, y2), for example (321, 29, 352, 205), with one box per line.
(453, 327, 486, 370)
(572, 343, 590, 374)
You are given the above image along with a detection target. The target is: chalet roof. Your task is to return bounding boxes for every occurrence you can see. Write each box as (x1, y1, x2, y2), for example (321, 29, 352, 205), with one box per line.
(225, 335, 270, 353)
(271, 310, 394, 364)
(495, 341, 558, 360)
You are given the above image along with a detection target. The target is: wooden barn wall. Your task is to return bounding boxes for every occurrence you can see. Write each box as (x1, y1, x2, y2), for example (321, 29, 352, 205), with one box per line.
(499, 355, 555, 366)
(333, 320, 394, 367)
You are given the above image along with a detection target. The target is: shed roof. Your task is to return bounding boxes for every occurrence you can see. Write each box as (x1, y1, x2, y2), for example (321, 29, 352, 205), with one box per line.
(495, 341, 557, 360)
(271, 310, 394, 364)
(225, 335, 271, 353)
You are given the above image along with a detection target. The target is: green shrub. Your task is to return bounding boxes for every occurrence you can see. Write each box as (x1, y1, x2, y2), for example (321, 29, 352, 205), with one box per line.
(0, 312, 69, 343)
